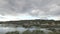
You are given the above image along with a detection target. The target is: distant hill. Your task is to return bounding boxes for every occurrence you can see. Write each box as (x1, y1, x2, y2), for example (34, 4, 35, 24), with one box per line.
(0, 19, 60, 24)
(0, 19, 60, 28)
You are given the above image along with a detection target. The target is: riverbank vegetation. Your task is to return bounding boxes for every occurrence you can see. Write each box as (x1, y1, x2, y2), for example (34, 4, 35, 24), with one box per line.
(5, 30, 45, 34)
(5, 29, 60, 34)
(6, 31, 20, 34)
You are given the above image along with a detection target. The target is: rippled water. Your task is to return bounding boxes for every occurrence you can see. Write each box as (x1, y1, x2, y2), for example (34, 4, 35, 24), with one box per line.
(0, 24, 51, 34)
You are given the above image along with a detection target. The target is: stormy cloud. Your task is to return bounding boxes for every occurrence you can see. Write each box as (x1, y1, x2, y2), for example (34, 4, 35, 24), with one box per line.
(0, 0, 60, 20)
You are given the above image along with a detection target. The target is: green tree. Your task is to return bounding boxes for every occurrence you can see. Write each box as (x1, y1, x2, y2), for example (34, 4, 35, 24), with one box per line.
(6, 31, 20, 34)
(32, 30, 45, 34)
(22, 30, 31, 34)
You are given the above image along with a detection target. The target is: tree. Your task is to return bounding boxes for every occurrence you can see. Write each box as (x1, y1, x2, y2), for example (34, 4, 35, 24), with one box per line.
(32, 30, 45, 34)
(6, 31, 20, 34)
(22, 30, 31, 34)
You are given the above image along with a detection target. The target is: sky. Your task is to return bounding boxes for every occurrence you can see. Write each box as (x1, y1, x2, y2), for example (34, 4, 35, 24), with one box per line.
(0, 0, 60, 21)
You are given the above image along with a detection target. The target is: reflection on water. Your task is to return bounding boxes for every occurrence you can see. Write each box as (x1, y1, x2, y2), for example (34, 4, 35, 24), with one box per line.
(0, 24, 52, 34)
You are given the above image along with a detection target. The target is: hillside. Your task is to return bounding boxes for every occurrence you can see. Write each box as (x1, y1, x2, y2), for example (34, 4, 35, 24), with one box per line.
(0, 19, 60, 28)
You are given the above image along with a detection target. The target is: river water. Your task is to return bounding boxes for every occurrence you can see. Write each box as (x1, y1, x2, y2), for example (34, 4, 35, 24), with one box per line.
(0, 24, 52, 34)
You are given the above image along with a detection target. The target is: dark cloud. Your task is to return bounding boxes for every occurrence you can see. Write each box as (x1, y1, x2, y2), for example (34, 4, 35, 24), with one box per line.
(0, 0, 60, 19)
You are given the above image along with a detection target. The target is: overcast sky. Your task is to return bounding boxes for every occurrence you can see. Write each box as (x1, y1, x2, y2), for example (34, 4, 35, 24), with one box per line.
(0, 0, 60, 21)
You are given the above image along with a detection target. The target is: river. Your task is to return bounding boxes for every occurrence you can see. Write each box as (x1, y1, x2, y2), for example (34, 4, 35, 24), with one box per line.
(0, 24, 52, 34)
